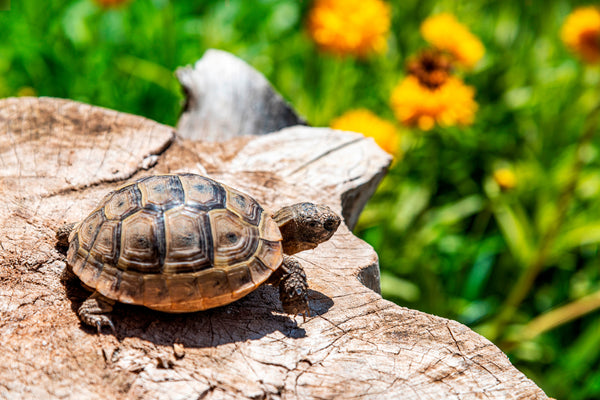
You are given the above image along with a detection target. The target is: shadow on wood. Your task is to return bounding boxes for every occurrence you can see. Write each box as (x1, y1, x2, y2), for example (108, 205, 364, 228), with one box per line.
(60, 265, 334, 347)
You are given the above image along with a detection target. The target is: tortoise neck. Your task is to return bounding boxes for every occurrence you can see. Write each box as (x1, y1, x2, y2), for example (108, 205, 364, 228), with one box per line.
(272, 205, 316, 255)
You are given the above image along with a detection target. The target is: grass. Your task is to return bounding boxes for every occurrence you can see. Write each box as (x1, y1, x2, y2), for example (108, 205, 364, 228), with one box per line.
(2, 0, 600, 398)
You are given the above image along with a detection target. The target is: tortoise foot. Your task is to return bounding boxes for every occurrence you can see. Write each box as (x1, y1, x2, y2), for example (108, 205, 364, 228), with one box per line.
(279, 256, 310, 320)
(78, 292, 116, 334)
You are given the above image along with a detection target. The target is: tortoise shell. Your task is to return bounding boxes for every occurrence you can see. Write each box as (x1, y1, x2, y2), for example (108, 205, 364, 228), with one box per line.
(66, 174, 283, 313)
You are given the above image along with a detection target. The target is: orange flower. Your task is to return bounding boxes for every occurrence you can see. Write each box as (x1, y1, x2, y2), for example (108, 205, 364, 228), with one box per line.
(94, 0, 129, 8)
(561, 6, 600, 63)
(390, 75, 477, 131)
(307, 0, 391, 57)
(420, 13, 484, 69)
(331, 109, 399, 155)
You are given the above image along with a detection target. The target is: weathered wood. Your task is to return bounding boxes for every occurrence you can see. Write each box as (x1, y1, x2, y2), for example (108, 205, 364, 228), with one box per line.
(176, 49, 305, 142)
(176, 49, 381, 230)
(0, 97, 547, 399)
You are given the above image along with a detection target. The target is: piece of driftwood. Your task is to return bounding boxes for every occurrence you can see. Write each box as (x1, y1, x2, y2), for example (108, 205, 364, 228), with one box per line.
(176, 49, 305, 142)
(0, 97, 547, 399)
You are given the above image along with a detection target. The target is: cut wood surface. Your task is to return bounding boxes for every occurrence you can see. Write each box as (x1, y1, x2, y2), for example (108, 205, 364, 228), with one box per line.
(0, 97, 548, 399)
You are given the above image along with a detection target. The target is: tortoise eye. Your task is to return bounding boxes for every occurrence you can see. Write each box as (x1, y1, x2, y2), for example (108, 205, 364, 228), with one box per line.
(324, 217, 337, 231)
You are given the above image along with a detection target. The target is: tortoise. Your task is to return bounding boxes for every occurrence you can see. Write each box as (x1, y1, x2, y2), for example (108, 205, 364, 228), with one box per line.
(57, 173, 341, 331)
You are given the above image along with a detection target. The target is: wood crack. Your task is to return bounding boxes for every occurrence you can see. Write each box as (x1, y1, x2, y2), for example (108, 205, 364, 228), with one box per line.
(284, 137, 365, 177)
(0, 96, 548, 400)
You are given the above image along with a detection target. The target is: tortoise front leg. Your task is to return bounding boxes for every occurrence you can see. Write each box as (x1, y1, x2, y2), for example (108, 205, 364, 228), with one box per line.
(79, 291, 116, 333)
(272, 256, 310, 319)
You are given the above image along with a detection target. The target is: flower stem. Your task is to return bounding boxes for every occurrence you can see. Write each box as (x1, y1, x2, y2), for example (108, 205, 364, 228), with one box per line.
(489, 97, 600, 342)
(507, 289, 600, 347)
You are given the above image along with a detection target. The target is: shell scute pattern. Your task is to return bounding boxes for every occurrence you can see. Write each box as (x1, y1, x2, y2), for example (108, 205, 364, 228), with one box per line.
(104, 185, 141, 220)
(78, 210, 104, 251)
(226, 264, 255, 296)
(96, 265, 123, 301)
(225, 186, 263, 225)
(89, 220, 120, 265)
(70, 249, 86, 277)
(139, 175, 185, 209)
(164, 274, 201, 309)
(247, 258, 274, 285)
(260, 216, 283, 242)
(119, 209, 162, 272)
(179, 174, 226, 211)
(196, 268, 232, 310)
(117, 271, 144, 304)
(256, 239, 284, 272)
(209, 208, 260, 267)
(163, 206, 212, 273)
(68, 174, 283, 313)
(143, 273, 169, 308)
(78, 257, 103, 289)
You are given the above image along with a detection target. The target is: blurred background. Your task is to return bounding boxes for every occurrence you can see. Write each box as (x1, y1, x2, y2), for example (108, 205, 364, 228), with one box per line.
(2, 0, 600, 398)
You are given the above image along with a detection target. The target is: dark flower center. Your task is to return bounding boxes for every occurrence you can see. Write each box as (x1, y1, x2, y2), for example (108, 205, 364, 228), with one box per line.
(407, 50, 452, 89)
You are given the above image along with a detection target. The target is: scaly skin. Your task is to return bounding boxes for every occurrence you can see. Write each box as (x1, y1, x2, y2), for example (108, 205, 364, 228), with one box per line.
(279, 256, 310, 318)
(272, 203, 340, 255)
(271, 203, 340, 319)
(78, 291, 116, 333)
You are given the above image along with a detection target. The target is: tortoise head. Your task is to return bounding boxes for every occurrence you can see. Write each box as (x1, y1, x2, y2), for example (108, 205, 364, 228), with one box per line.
(272, 203, 341, 255)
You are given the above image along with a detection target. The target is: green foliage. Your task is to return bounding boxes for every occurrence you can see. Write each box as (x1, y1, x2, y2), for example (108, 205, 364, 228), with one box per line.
(2, 0, 600, 398)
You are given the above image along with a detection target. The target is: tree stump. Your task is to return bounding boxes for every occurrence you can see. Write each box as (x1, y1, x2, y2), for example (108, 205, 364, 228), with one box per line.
(176, 49, 305, 142)
(0, 52, 548, 399)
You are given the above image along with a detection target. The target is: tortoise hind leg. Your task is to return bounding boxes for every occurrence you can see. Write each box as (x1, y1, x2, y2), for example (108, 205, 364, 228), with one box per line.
(274, 256, 310, 319)
(79, 291, 116, 333)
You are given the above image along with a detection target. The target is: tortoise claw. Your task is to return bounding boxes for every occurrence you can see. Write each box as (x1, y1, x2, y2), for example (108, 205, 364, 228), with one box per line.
(83, 313, 116, 334)
(93, 315, 116, 334)
(79, 292, 116, 334)
(302, 308, 313, 323)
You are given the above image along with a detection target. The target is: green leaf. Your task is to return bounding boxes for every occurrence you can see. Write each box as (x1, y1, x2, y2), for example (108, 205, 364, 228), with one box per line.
(556, 223, 600, 253)
(464, 236, 502, 300)
(116, 55, 178, 92)
(392, 183, 431, 232)
(427, 195, 484, 227)
(490, 199, 535, 267)
(61, 0, 95, 47)
(380, 271, 420, 302)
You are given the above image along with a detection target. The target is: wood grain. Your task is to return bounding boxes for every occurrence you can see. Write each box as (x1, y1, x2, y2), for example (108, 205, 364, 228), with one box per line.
(176, 49, 305, 142)
(0, 97, 548, 399)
